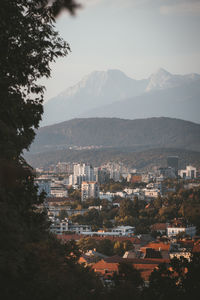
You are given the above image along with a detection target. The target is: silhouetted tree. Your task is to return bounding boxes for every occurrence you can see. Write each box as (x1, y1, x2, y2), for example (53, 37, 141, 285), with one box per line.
(0, 1, 101, 299)
(108, 263, 143, 300)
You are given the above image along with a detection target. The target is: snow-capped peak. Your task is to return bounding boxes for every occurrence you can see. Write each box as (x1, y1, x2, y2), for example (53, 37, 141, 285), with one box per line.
(146, 68, 200, 92)
(57, 69, 134, 98)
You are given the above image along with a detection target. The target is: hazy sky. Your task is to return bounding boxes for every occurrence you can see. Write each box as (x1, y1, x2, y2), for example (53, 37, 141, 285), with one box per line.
(42, 0, 200, 101)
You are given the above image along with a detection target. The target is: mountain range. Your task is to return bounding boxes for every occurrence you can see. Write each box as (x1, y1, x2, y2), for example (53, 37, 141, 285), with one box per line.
(30, 117, 200, 154)
(42, 68, 200, 126)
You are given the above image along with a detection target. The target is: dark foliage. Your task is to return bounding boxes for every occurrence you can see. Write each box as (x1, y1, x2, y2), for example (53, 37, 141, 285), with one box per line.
(0, 1, 102, 299)
(145, 254, 200, 300)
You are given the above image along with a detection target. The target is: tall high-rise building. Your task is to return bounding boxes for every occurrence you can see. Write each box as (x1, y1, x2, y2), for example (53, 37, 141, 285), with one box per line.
(73, 163, 95, 184)
(81, 181, 99, 201)
(167, 156, 179, 177)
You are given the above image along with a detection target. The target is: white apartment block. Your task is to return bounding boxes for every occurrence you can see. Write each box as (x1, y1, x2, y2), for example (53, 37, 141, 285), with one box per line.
(179, 165, 197, 179)
(111, 226, 135, 236)
(167, 225, 196, 237)
(81, 181, 99, 201)
(71, 163, 96, 185)
(50, 219, 92, 235)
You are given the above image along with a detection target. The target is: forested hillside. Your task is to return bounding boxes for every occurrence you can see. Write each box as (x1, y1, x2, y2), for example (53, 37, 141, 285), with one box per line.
(26, 147, 200, 170)
(30, 117, 200, 154)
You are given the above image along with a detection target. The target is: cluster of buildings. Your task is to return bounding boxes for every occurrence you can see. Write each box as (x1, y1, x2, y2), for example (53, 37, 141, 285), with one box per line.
(33, 157, 200, 285)
(34, 158, 199, 243)
(57, 218, 199, 285)
(35, 158, 198, 203)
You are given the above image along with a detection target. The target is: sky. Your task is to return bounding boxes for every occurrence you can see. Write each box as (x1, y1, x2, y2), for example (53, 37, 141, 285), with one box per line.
(42, 0, 200, 101)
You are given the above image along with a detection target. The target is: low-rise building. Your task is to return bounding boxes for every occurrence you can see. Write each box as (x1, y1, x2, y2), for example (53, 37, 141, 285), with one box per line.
(169, 243, 191, 260)
(167, 219, 196, 237)
(144, 188, 160, 199)
(92, 256, 169, 284)
(111, 226, 135, 236)
(50, 182, 68, 198)
(50, 219, 92, 235)
(150, 223, 167, 235)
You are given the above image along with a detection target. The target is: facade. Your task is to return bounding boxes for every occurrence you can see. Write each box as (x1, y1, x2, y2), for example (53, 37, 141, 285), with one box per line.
(144, 188, 160, 199)
(179, 165, 197, 179)
(50, 182, 68, 198)
(167, 156, 179, 177)
(56, 162, 73, 174)
(70, 163, 96, 185)
(81, 181, 99, 201)
(94, 167, 110, 184)
(99, 192, 114, 201)
(50, 219, 92, 235)
(111, 226, 135, 236)
(35, 178, 51, 197)
(159, 167, 176, 179)
(50, 219, 69, 235)
(127, 174, 142, 183)
(167, 225, 196, 237)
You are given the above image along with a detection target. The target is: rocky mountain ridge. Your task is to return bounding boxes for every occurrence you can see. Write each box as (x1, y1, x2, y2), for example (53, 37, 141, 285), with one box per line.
(42, 69, 200, 126)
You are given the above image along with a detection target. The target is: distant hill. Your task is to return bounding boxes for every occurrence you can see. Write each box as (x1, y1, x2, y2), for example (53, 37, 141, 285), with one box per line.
(26, 147, 200, 171)
(29, 117, 200, 154)
(42, 69, 200, 126)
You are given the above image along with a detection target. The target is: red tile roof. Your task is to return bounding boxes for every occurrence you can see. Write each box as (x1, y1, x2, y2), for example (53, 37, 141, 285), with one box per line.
(143, 242, 170, 251)
(92, 256, 169, 281)
(192, 243, 200, 253)
(151, 223, 167, 231)
(57, 234, 141, 244)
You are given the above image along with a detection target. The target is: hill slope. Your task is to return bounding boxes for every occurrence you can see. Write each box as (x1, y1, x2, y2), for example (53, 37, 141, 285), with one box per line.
(30, 117, 200, 154)
(26, 147, 200, 171)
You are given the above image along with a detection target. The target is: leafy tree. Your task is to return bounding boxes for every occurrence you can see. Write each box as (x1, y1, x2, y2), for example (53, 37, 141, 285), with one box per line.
(96, 239, 114, 256)
(0, 1, 102, 299)
(58, 209, 68, 221)
(146, 254, 200, 300)
(108, 263, 144, 300)
(119, 199, 135, 219)
(77, 238, 98, 253)
(113, 241, 124, 256)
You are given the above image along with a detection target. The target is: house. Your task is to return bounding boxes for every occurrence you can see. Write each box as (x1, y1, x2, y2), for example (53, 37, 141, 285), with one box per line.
(92, 256, 169, 282)
(140, 248, 163, 259)
(78, 250, 107, 266)
(142, 241, 170, 259)
(169, 243, 191, 260)
(167, 220, 196, 238)
(150, 223, 167, 235)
